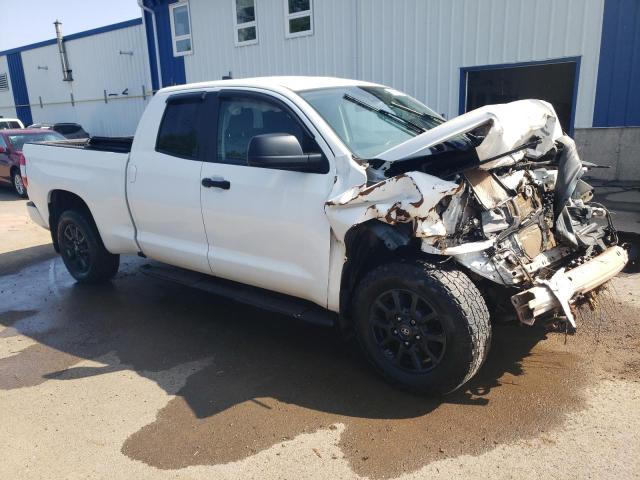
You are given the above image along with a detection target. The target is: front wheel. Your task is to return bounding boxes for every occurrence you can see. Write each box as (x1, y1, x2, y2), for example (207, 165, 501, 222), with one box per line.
(11, 170, 27, 198)
(57, 210, 120, 283)
(352, 260, 491, 395)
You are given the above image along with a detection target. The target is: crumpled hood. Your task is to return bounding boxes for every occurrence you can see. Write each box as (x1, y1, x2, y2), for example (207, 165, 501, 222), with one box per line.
(326, 99, 565, 245)
(373, 99, 563, 172)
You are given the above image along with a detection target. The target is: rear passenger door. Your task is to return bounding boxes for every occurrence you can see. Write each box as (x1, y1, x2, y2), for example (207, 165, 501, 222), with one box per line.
(127, 92, 211, 273)
(199, 90, 335, 307)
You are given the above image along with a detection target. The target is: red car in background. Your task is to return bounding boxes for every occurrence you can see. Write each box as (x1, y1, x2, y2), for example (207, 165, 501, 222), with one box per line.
(0, 129, 65, 197)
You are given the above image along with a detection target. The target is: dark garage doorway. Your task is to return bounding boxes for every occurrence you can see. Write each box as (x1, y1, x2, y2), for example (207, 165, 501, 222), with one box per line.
(460, 58, 580, 134)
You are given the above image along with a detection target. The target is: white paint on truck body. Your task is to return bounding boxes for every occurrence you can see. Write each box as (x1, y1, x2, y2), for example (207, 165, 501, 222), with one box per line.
(23, 76, 625, 323)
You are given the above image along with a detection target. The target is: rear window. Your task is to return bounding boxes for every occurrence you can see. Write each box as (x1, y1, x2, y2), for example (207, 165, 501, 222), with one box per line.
(54, 124, 81, 134)
(0, 121, 21, 129)
(156, 100, 201, 159)
(7, 132, 65, 151)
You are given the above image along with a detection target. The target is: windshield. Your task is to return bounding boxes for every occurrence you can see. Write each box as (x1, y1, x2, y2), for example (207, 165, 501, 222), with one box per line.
(8, 132, 65, 151)
(300, 86, 448, 158)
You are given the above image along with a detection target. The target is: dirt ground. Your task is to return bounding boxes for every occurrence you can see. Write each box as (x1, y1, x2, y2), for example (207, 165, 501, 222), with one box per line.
(1, 186, 639, 480)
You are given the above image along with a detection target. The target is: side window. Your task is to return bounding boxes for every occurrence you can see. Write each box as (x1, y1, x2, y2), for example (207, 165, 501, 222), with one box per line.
(285, 0, 313, 38)
(216, 96, 317, 166)
(233, 0, 258, 46)
(156, 100, 201, 159)
(0, 136, 7, 149)
(169, 2, 193, 56)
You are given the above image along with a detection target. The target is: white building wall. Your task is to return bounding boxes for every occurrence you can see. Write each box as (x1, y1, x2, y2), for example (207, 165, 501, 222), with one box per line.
(356, 0, 605, 128)
(0, 55, 17, 119)
(184, 0, 358, 83)
(19, 23, 152, 136)
(184, 0, 604, 128)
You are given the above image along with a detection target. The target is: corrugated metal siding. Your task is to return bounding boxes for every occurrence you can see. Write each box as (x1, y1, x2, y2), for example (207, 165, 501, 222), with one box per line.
(0, 55, 18, 119)
(593, 0, 640, 127)
(183, 0, 604, 128)
(8, 23, 151, 136)
(355, 0, 605, 127)
(184, 0, 357, 83)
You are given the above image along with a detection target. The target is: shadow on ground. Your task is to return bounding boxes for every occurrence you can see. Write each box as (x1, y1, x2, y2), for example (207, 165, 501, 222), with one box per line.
(0, 257, 586, 478)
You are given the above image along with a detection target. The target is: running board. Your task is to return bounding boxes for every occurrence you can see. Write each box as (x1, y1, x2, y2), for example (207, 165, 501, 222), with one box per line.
(140, 263, 336, 328)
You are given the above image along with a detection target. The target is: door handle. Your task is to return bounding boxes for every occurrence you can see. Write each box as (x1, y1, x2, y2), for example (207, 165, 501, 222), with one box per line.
(202, 177, 231, 189)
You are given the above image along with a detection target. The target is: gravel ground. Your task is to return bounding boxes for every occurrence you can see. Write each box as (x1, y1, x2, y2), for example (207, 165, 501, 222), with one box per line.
(0, 186, 639, 479)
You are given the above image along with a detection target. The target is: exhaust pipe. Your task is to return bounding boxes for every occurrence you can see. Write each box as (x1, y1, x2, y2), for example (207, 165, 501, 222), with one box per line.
(54, 20, 73, 82)
(511, 246, 628, 327)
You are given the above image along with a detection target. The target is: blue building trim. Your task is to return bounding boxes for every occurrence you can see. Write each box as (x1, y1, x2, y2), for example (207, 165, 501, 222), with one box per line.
(143, 11, 160, 91)
(0, 18, 142, 57)
(143, 0, 186, 88)
(593, 0, 640, 127)
(6, 53, 33, 126)
(459, 56, 581, 135)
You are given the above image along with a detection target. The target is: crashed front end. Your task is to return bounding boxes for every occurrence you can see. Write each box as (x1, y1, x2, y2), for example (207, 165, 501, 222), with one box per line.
(327, 100, 627, 328)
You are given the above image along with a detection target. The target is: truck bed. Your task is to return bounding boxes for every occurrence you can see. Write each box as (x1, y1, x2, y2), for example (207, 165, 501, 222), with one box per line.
(23, 141, 139, 254)
(36, 136, 133, 153)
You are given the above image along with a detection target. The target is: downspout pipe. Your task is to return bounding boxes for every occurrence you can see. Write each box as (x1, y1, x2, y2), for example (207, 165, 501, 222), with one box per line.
(138, 0, 163, 90)
(54, 20, 73, 81)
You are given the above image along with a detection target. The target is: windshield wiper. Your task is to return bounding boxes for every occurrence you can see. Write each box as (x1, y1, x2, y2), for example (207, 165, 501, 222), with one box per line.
(389, 101, 443, 125)
(343, 94, 425, 134)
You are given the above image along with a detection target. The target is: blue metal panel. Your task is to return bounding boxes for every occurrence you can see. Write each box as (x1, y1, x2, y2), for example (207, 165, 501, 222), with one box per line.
(143, 11, 160, 91)
(0, 19, 142, 57)
(459, 57, 581, 135)
(144, 0, 186, 88)
(6, 53, 32, 126)
(593, 0, 640, 127)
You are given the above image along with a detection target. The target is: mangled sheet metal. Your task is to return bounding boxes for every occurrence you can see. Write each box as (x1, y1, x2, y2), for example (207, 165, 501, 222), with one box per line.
(373, 99, 563, 174)
(325, 98, 626, 327)
(325, 172, 459, 241)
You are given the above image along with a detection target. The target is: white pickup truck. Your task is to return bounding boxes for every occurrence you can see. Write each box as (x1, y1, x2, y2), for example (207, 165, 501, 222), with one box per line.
(23, 76, 627, 394)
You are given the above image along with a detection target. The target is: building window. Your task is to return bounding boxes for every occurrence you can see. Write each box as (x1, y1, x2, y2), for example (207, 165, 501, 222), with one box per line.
(285, 0, 313, 38)
(169, 1, 193, 56)
(0, 73, 9, 91)
(233, 0, 258, 46)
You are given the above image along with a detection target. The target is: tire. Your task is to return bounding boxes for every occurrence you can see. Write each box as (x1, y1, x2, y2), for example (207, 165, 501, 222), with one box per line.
(352, 259, 491, 395)
(11, 169, 27, 198)
(56, 210, 119, 284)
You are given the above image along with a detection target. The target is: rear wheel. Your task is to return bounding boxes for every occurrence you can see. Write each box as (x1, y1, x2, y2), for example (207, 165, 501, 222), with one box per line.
(352, 260, 491, 394)
(57, 210, 119, 283)
(11, 170, 27, 198)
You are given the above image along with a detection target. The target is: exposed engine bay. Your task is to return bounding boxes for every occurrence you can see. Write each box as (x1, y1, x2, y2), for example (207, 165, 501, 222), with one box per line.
(325, 100, 628, 328)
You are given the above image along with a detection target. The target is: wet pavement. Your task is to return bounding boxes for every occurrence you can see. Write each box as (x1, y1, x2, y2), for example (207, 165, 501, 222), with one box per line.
(1, 187, 639, 479)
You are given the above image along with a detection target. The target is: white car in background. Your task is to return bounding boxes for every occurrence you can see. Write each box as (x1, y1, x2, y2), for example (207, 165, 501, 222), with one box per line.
(0, 117, 25, 130)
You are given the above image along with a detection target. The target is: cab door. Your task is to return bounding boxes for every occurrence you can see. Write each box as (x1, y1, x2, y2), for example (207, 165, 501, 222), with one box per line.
(127, 92, 211, 273)
(199, 90, 335, 307)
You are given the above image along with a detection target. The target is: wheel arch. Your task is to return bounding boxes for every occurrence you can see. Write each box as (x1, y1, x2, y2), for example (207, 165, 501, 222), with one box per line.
(338, 219, 440, 328)
(48, 189, 97, 253)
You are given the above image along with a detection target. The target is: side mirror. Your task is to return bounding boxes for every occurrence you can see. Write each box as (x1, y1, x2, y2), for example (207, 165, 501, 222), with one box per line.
(0, 146, 6, 154)
(247, 133, 328, 173)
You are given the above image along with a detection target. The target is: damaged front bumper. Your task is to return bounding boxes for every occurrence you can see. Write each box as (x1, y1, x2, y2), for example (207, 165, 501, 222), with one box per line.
(510, 246, 628, 327)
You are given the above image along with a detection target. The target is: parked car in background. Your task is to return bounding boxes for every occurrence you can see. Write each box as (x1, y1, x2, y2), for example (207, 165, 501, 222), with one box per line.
(0, 117, 25, 130)
(0, 129, 65, 197)
(28, 122, 90, 140)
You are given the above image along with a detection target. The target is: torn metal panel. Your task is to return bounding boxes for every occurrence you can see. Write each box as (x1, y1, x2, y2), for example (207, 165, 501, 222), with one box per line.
(511, 246, 628, 326)
(324, 171, 459, 241)
(373, 99, 563, 173)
